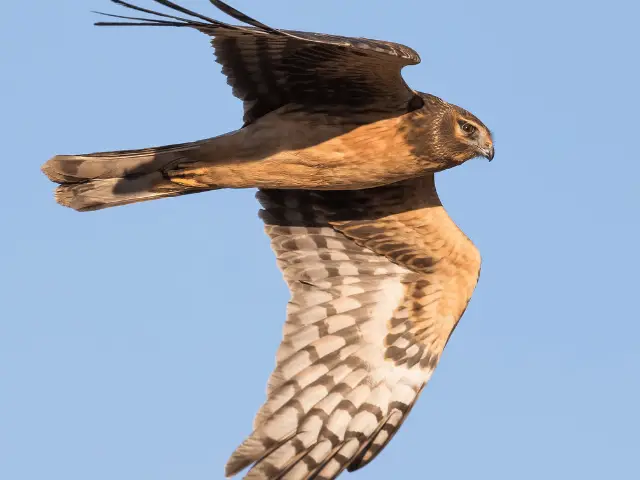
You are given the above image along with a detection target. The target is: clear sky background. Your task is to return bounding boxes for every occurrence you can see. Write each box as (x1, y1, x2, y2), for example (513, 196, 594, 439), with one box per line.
(1, 1, 639, 479)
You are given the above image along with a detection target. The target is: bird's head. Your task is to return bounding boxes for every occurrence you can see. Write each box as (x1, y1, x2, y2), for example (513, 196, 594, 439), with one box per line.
(415, 93, 494, 164)
(441, 103, 494, 162)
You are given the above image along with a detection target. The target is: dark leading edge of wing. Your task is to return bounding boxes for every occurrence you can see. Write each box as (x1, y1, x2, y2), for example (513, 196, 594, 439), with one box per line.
(95, 0, 422, 124)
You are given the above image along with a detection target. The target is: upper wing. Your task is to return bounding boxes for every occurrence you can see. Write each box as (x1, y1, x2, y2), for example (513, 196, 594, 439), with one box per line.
(226, 177, 481, 479)
(95, 1, 421, 124)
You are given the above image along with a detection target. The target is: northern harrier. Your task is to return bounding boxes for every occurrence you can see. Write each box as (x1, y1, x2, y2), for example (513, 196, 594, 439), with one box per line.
(42, 1, 493, 479)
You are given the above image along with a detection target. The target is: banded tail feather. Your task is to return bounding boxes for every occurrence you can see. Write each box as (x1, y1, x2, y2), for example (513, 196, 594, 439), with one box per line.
(41, 139, 220, 212)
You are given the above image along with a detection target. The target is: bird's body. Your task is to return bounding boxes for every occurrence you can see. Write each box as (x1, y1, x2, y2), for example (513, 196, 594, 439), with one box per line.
(41, 1, 493, 479)
(46, 96, 481, 210)
(169, 101, 453, 190)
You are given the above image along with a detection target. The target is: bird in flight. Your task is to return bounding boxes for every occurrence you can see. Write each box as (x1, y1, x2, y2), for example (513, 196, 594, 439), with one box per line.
(42, 1, 493, 479)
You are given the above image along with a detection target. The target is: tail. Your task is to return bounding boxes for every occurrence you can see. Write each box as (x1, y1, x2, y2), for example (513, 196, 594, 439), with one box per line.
(42, 139, 215, 211)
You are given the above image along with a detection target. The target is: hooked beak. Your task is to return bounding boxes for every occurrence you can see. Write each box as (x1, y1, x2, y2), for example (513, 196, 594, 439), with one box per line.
(481, 145, 495, 161)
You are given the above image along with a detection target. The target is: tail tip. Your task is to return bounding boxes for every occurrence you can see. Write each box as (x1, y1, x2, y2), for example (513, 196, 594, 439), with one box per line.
(54, 185, 107, 212)
(54, 185, 85, 211)
(41, 155, 78, 184)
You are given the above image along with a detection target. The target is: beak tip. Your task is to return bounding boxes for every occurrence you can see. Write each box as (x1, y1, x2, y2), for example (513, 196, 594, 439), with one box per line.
(485, 147, 495, 161)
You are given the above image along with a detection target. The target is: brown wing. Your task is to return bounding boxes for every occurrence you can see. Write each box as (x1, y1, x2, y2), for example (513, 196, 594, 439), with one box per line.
(96, 0, 421, 123)
(225, 177, 481, 479)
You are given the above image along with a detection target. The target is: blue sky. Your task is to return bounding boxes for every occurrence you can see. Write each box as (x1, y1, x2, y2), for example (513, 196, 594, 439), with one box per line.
(2, 0, 639, 478)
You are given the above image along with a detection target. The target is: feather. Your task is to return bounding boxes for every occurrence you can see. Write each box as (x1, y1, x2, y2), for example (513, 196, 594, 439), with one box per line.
(94, 0, 420, 124)
(224, 179, 481, 478)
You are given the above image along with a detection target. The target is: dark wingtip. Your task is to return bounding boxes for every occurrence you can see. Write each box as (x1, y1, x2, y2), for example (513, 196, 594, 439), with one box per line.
(91, 0, 292, 39)
(207, 0, 281, 34)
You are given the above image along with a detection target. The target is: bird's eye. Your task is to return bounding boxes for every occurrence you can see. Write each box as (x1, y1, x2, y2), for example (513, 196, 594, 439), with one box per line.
(459, 121, 477, 135)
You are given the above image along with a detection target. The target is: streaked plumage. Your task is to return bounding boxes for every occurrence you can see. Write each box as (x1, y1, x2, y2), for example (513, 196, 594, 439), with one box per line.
(41, 2, 492, 479)
(230, 177, 481, 479)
